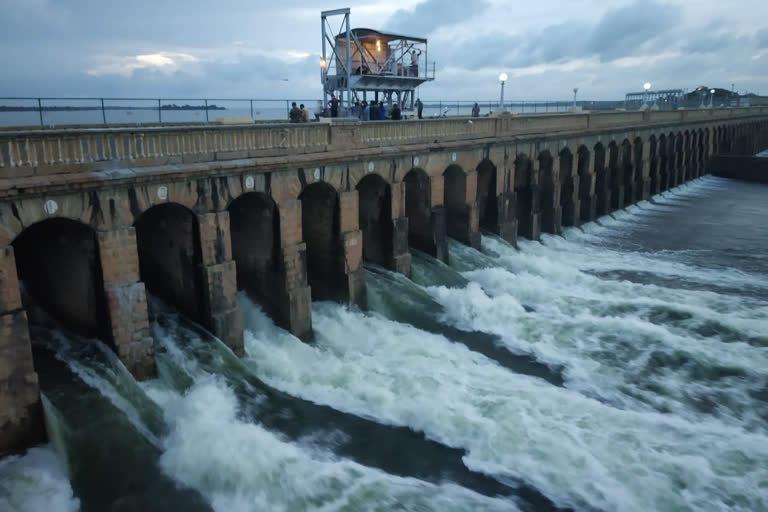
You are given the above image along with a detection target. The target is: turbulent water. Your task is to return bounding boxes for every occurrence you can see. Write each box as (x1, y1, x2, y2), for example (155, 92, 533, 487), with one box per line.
(2, 175, 767, 512)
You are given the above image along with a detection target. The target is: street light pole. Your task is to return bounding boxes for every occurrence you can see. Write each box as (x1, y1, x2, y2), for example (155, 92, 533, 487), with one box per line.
(573, 87, 578, 109)
(498, 72, 507, 110)
(710, 88, 715, 108)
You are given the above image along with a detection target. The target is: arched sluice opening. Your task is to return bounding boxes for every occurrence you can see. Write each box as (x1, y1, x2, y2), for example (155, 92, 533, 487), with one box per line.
(476, 159, 498, 232)
(649, 136, 658, 195)
(698, 129, 706, 174)
(404, 168, 437, 255)
(13, 219, 110, 341)
(300, 182, 345, 302)
(514, 155, 537, 239)
(228, 192, 282, 315)
(621, 140, 634, 207)
(356, 174, 394, 268)
(444, 164, 475, 245)
(539, 151, 559, 234)
(559, 148, 576, 227)
(593, 143, 609, 216)
(576, 146, 592, 222)
(134, 203, 204, 323)
(608, 142, 621, 211)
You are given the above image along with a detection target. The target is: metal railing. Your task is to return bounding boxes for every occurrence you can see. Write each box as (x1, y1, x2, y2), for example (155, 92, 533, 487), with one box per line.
(0, 97, 321, 128)
(419, 100, 620, 118)
(0, 96, 640, 128)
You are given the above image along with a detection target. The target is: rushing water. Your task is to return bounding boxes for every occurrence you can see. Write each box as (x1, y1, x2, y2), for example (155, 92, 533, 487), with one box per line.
(1, 175, 767, 511)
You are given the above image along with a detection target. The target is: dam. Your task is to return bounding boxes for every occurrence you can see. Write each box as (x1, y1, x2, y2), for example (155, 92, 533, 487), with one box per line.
(1, 107, 768, 511)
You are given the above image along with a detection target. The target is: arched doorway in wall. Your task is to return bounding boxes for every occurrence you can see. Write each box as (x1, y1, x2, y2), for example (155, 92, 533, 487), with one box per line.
(576, 145, 592, 222)
(356, 173, 393, 268)
(299, 181, 346, 302)
(134, 203, 204, 323)
(476, 159, 498, 232)
(228, 192, 282, 314)
(13, 218, 110, 341)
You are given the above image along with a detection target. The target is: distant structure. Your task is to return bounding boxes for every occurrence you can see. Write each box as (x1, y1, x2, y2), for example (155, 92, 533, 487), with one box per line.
(625, 88, 685, 109)
(320, 8, 435, 115)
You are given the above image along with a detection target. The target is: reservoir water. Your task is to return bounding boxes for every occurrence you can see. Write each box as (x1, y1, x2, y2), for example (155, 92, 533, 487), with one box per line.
(1, 175, 767, 511)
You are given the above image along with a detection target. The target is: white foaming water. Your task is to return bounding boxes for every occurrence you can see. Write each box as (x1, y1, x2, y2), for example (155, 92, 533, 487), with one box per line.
(420, 179, 768, 431)
(0, 445, 80, 512)
(143, 315, 518, 512)
(240, 296, 768, 512)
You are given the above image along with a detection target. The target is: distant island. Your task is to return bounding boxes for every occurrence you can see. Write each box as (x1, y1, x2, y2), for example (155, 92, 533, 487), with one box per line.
(0, 103, 226, 112)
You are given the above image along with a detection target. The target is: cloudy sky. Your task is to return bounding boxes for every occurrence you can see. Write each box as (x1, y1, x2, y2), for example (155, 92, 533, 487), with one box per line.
(1, 0, 767, 101)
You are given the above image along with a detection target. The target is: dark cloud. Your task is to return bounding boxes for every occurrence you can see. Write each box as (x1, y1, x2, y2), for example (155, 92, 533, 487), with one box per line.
(585, 1, 681, 60)
(384, 0, 490, 37)
(438, 0, 683, 71)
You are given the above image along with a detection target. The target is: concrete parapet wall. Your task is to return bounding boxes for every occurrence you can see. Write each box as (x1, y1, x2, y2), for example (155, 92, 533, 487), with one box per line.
(2, 107, 767, 183)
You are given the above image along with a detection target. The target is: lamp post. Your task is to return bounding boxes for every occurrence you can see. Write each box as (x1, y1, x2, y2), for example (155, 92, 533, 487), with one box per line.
(643, 82, 651, 108)
(710, 88, 715, 108)
(498, 72, 507, 110)
(573, 87, 578, 109)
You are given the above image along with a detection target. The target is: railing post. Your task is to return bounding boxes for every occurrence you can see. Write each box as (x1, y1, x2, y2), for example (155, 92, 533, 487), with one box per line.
(205, 99, 209, 123)
(439, 100, 442, 116)
(37, 98, 43, 127)
(158, 99, 162, 123)
(101, 98, 106, 125)
(250, 99, 254, 119)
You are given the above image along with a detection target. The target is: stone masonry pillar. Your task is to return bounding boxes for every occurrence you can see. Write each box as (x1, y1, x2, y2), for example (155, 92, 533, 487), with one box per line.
(0, 246, 44, 454)
(429, 174, 449, 263)
(97, 228, 155, 379)
(276, 199, 312, 340)
(390, 181, 412, 276)
(197, 212, 244, 355)
(496, 191, 518, 247)
(339, 191, 367, 308)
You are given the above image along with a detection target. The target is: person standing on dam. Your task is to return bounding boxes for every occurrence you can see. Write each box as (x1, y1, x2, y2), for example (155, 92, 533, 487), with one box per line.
(329, 95, 339, 117)
(289, 102, 302, 123)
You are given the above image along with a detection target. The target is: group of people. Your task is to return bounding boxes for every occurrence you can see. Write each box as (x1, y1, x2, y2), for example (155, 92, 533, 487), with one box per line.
(354, 100, 401, 121)
(288, 102, 310, 123)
